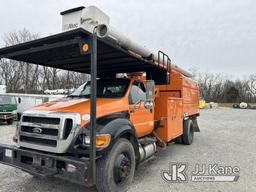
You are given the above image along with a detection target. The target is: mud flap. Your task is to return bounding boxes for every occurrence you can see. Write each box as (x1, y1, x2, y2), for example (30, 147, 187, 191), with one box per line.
(192, 117, 200, 132)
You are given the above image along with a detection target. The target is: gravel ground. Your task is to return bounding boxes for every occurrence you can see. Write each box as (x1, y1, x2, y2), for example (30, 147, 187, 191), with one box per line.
(0, 108, 255, 192)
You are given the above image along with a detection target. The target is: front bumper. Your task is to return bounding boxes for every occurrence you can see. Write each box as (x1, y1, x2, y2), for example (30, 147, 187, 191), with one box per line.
(0, 144, 90, 185)
(0, 114, 15, 120)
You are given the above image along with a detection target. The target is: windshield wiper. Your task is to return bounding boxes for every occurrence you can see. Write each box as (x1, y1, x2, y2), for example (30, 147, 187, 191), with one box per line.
(67, 95, 78, 98)
(67, 95, 89, 98)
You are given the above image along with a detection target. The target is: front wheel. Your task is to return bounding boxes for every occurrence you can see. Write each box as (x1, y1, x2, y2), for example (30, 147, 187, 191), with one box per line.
(96, 138, 136, 192)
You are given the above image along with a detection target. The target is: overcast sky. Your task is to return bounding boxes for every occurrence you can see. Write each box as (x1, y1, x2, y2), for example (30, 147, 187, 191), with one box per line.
(0, 0, 255, 77)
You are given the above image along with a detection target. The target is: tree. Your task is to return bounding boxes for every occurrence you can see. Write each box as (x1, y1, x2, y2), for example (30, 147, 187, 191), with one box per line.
(0, 29, 39, 93)
(190, 69, 256, 103)
(225, 86, 239, 103)
(0, 29, 90, 93)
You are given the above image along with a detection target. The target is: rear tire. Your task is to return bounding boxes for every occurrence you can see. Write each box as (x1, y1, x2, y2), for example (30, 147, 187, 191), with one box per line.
(96, 138, 136, 192)
(182, 119, 194, 145)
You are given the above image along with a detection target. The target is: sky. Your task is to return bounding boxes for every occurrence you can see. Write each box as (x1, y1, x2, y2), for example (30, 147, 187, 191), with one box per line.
(0, 0, 255, 77)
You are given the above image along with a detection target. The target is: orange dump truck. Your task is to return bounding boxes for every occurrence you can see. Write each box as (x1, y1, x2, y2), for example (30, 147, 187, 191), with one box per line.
(0, 6, 199, 192)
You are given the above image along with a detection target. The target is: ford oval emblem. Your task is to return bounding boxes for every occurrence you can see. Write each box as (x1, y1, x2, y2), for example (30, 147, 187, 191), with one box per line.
(33, 128, 43, 134)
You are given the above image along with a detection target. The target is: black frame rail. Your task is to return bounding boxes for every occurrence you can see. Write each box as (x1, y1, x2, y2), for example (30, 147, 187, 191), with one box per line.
(0, 28, 170, 185)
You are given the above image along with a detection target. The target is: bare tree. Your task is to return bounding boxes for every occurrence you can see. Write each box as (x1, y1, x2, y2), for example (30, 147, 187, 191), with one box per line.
(3, 29, 254, 102)
(1, 29, 40, 93)
(191, 69, 256, 103)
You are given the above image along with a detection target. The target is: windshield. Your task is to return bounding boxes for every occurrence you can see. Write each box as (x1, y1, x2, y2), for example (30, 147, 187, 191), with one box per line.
(0, 96, 17, 105)
(70, 79, 130, 98)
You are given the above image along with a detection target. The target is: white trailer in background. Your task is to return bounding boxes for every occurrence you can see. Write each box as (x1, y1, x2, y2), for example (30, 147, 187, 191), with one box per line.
(0, 85, 6, 94)
(0, 93, 65, 119)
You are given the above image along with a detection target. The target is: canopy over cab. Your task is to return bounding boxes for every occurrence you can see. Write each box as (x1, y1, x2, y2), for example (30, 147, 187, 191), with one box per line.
(0, 29, 169, 84)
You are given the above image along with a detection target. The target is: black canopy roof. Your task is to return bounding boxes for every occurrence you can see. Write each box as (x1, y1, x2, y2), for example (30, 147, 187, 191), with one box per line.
(0, 28, 167, 77)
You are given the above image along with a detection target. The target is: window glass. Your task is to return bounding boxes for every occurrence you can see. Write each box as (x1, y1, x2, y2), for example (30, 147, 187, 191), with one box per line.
(0, 96, 16, 105)
(70, 79, 130, 98)
(129, 82, 146, 104)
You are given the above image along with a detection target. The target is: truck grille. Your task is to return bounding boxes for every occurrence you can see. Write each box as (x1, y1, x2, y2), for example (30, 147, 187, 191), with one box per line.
(22, 116, 60, 125)
(20, 136, 57, 147)
(18, 112, 81, 153)
(0, 109, 13, 112)
(20, 115, 61, 148)
(21, 126, 59, 136)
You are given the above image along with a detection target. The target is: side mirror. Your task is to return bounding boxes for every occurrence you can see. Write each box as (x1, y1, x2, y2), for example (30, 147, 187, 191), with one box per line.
(144, 80, 155, 101)
(143, 80, 155, 110)
(18, 97, 21, 104)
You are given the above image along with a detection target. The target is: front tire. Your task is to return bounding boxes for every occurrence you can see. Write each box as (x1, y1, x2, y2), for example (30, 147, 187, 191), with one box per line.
(96, 138, 136, 192)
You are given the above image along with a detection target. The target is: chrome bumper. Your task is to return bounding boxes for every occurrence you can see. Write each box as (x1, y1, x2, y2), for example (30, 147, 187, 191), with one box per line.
(0, 114, 15, 120)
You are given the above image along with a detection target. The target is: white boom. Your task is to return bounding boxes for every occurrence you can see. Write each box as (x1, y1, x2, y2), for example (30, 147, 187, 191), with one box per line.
(61, 5, 192, 77)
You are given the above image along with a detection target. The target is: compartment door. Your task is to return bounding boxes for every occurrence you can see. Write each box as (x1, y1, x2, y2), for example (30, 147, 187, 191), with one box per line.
(172, 99, 183, 138)
(166, 98, 183, 141)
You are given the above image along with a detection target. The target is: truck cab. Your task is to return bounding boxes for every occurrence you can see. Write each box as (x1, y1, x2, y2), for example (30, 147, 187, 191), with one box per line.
(11, 73, 199, 192)
(16, 78, 155, 154)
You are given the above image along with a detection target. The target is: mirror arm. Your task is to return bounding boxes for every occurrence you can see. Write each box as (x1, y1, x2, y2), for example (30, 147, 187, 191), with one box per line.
(130, 99, 142, 112)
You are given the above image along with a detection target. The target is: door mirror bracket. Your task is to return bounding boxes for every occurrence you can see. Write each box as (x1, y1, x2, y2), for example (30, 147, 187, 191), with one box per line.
(130, 99, 142, 113)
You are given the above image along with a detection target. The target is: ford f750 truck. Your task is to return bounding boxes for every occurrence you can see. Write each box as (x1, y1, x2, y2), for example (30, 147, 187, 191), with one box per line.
(0, 5, 199, 192)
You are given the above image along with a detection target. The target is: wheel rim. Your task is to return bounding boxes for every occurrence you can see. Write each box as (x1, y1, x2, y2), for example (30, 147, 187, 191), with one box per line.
(114, 152, 131, 185)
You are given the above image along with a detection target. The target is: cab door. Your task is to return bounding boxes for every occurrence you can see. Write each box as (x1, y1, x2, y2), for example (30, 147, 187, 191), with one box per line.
(129, 81, 154, 137)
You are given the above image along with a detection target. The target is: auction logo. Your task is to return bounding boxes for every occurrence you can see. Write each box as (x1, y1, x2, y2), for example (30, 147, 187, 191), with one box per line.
(161, 163, 188, 183)
(191, 164, 240, 182)
(161, 163, 240, 183)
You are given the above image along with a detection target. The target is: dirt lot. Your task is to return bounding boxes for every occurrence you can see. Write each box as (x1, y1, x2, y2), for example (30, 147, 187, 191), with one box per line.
(0, 108, 255, 192)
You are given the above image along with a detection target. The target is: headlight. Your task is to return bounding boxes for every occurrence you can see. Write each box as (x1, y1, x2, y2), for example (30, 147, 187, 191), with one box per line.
(82, 134, 111, 148)
(83, 135, 91, 145)
(11, 110, 17, 115)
